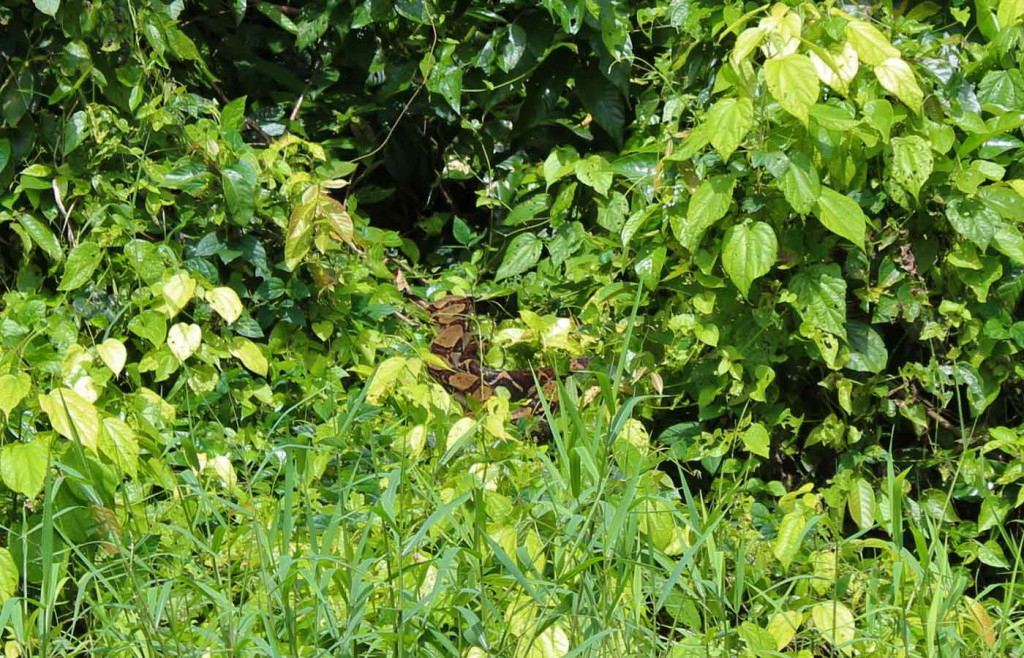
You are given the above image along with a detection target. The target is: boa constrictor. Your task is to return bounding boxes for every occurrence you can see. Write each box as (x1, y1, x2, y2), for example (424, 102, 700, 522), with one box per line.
(416, 296, 588, 421)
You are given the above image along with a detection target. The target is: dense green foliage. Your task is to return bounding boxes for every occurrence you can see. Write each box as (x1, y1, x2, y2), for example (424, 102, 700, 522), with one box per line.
(3, 0, 1024, 654)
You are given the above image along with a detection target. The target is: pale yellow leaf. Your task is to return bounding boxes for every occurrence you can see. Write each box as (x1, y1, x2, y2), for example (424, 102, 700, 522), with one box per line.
(96, 339, 127, 376)
(38, 388, 100, 453)
(229, 337, 269, 377)
(167, 323, 202, 361)
(206, 287, 243, 324)
(162, 271, 196, 317)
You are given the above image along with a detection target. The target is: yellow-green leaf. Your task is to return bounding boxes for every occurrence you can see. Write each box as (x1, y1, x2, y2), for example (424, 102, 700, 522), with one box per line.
(285, 200, 315, 270)
(206, 287, 243, 324)
(38, 388, 100, 453)
(0, 548, 17, 606)
(0, 438, 48, 498)
(162, 271, 196, 317)
(773, 510, 805, 569)
(97, 338, 127, 377)
(707, 97, 754, 161)
(874, 58, 923, 112)
(0, 373, 32, 419)
(764, 54, 819, 125)
(366, 356, 408, 405)
(767, 611, 804, 651)
(100, 416, 139, 478)
(739, 422, 771, 458)
(229, 337, 269, 377)
(815, 187, 867, 250)
(167, 323, 202, 361)
(847, 478, 876, 530)
(811, 602, 855, 654)
(844, 20, 899, 66)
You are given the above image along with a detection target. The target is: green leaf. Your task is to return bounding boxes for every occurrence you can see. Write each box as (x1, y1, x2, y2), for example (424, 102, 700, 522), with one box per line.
(707, 97, 753, 160)
(285, 199, 315, 270)
(740, 422, 771, 458)
(979, 495, 1010, 533)
(0, 373, 32, 420)
(62, 110, 89, 155)
(978, 70, 1024, 113)
(815, 187, 866, 249)
(864, 99, 893, 142)
(845, 322, 888, 374)
(0, 439, 48, 499)
(773, 510, 805, 570)
(495, 233, 543, 280)
(992, 221, 1024, 264)
(790, 264, 848, 338)
(574, 155, 614, 196)
(222, 159, 257, 225)
(779, 151, 820, 214)
(874, 58, 923, 112)
(947, 197, 999, 250)
(844, 20, 899, 66)
(634, 245, 666, 290)
(0, 138, 10, 172)
(58, 242, 103, 291)
(848, 478, 876, 530)
(0, 548, 17, 606)
(128, 310, 168, 347)
(672, 175, 736, 252)
(221, 96, 247, 132)
(890, 135, 933, 199)
(38, 388, 100, 453)
(764, 54, 819, 125)
(722, 221, 778, 297)
(33, 0, 60, 16)
(17, 214, 63, 262)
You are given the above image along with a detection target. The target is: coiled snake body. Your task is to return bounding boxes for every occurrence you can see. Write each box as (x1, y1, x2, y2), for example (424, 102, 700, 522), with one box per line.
(417, 296, 588, 421)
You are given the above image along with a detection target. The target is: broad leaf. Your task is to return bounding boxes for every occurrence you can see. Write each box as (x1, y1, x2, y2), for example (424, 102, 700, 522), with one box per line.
(707, 97, 753, 160)
(229, 337, 269, 376)
(773, 510, 805, 569)
(812, 602, 855, 654)
(0, 548, 17, 606)
(740, 422, 771, 458)
(947, 197, 999, 250)
(58, 242, 103, 291)
(722, 220, 778, 298)
(672, 175, 736, 252)
(222, 160, 257, 226)
(574, 155, 614, 196)
(874, 58, 923, 112)
(167, 323, 202, 361)
(96, 339, 127, 377)
(890, 135, 933, 199)
(789, 264, 848, 338)
(847, 478, 876, 530)
(38, 388, 101, 453)
(99, 417, 139, 478)
(780, 152, 820, 214)
(17, 214, 63, 262)
(207, 287, 243, 324)
(764, 54, 819, 124)
(844, 20, 899, 66)
(0, 373, 32, 419)
(845, 322, 888, 373)
(33, 0, 60, 16)
(0, 439, 48, 499)
(815, 187, 867, 249)
(162, 271, 196, 317)
(495, 233, 543, 280)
